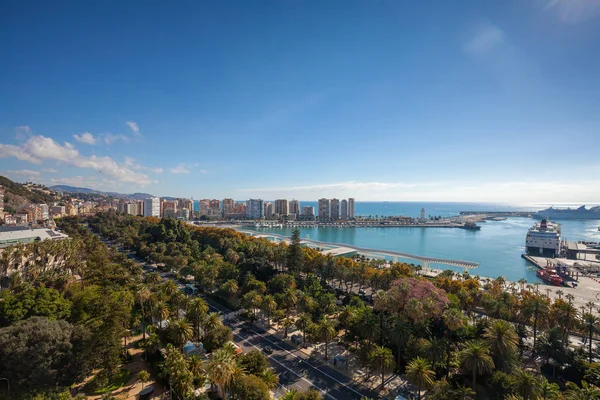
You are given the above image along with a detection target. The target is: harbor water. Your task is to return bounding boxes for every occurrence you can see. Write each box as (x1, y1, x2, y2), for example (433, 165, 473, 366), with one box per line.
(240, 202, 600, 283)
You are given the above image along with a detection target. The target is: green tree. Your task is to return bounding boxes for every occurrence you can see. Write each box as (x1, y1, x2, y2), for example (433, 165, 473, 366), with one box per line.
(296, 313, 312, 347)
(538, 376, 560, 400)
(287, 228, 304, 272)
(522, 295, 550, 355)
(137, 370, 150, 390)
(169, 319, 193, 350)
(238, 350, 268, 375)
(582, 313, 600, 364)
(230, 374, 269, 400)
(368, 345, 395, 389)
(483, 319, 519, 372)
(207, 347, 237, 399)
(405, 357, 436, 400)
(261, 295, 277, 326)
(564, 381, 600, 399)
(459, 340, 495, 390)
(316, 319, 336, 360)
(510, 369, 541, 400)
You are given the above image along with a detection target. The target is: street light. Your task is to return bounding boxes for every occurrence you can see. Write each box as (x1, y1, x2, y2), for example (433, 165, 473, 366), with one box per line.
(0, 377, 10, 397)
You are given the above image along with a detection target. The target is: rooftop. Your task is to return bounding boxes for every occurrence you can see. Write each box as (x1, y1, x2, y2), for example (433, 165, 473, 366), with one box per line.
(0, 227, 69, 248)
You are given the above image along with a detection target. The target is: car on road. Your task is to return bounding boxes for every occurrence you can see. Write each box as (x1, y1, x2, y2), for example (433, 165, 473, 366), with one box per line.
(291, 334, 302, 345)
(264, 346, 273, 355)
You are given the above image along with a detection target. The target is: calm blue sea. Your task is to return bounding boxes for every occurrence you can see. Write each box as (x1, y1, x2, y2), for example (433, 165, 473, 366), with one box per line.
(229, 201, 600, 283)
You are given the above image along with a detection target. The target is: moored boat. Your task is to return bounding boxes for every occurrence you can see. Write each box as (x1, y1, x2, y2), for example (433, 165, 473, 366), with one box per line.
(536, 268, 563, 286)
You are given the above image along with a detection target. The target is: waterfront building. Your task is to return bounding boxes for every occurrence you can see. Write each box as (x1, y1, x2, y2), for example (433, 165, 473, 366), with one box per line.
(233, 202, 246, 214)
(176, 209, 190, 221)
(144, 197, 160, 217)
(275, 199, 289, 216)
(198, 199, 210, 216)
(179, 198, 194, 216)
(420, 208, 426, 222)
(348, 198, 355, 219)
(318, 198, 330, 222)
(341, 199, 348, 220)
(164, 208, 177, 218)
(526, 219, 562, 257)
(289, 200, 300, 217)
(161, 200, 177, 218)
(0, 226, 69, 249)
(264, 202, 274, 218)
(330, 198, 340, 220)
(222, 198, 235, 215)
(246, 199, 264, 219)
(209, 199, 220, 211)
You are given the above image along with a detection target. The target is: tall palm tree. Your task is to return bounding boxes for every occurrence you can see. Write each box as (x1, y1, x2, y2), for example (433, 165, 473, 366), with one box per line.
(369, 345, 395, 389)
(188, 354, 206, 385)
(316, 319, 336, 360)
(163, 280, 179, 297)
(281, 317, 294, 338)
(261, 295, 277, 326)
(564, 381, 600, 400)
(207, 348, 237, 399)
(424, 337, 445, 371)
(405, 357, 435, 400)
(204, 312, 223, 333)
(258, 368, 279, 390)
(582, 313, 600, 363)
(170, 319, 194, 350)
(483, 319, 518, 371)
(391, 320, 413, 369)
(295, 313, 312, 347)
(522, 295, 550, 354)
(511, 368, 541, 400)
(459, 340, 494, 390)
(155, 301, 170, 329)
(187, 298, 209, 341)
(136, 285, 151, 340)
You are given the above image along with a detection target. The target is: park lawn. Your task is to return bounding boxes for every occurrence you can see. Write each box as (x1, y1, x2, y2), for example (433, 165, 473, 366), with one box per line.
(84, 369, 131, 395)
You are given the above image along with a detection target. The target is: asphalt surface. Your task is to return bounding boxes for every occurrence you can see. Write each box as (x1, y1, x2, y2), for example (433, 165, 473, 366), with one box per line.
(92, 230, 378, 400)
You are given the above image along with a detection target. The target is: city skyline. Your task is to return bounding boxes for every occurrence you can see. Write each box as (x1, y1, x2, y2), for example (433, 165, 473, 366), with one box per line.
(2, 2, 600, 203)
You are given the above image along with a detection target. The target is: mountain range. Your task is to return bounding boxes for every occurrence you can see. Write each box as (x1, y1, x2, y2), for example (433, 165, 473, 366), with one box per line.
(49, 185, 155, 200)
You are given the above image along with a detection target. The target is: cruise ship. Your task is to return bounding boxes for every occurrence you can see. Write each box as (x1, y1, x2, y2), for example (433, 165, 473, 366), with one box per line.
(525, 219, 562, 257)
(534, 205, 600, 220)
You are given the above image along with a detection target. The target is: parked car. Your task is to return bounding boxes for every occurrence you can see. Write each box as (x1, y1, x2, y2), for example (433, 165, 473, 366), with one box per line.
(291, 334, 302, 345)
(264, 346, 273, 355)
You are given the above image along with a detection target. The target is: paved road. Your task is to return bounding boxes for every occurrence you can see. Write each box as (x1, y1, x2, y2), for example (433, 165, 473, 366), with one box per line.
(91, 230, 377, 399)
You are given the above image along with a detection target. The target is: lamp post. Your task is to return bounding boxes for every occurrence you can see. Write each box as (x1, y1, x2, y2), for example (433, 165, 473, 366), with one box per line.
(0, 378, 10, 397)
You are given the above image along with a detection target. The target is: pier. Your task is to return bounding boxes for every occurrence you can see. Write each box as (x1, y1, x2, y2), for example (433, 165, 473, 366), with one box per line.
(238, 230, 479, 271)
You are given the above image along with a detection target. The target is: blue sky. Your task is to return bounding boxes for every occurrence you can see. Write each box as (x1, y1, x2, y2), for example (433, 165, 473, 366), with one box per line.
(1, 1, 599, 203)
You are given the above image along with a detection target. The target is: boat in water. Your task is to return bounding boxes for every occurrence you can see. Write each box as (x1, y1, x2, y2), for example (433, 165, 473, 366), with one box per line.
(526, 219, 562, 257)
(536, 268, 563, 286)
(534, 205, 600, 220)
(460, 222, 481, 230)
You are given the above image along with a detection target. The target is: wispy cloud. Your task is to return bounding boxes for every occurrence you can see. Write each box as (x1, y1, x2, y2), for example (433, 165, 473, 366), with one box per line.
(73, 132, 97, 145)
(463, 22, 505, 57)
(545, 0, 600, 23)
(170, 163, 191, 174)
(14, 126, 33, 141)
(0, 134, 157, 186)
(126, 121, 140, 135)
(42, 168, 58, 173)
(2, 169, 41, 178)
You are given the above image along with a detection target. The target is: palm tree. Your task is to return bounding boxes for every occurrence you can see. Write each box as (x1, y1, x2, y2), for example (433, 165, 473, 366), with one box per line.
(522, 295, 550, 354)
(405, 357, 435, 400)
(187, 298, 208, 341)
(369, 345, 395, 389)
(163, 280, 178, 297)
(204, 312, 223, 333)
(295, 313, 312, 347)
(316, 319, 336, 360)
(538, 376, 560, 400)
(511, 368, 541, 400)
(391, 320, 413, 369)
(483, 319, 518, 371)
(258, 368, 279, 390)
(281, 317, 294, 338)
(188, 355, 206, 385)
(459, 340, 494, 390)
(556, 290, 564, 300)
(220, 279, 238, 302)
(136, 285, 151, 340)
(137, 370, 150, 391)
(170, 319, 194, 350)
(280, 389, 300, 400)
(424, 337, 445, 371)
(582, 313, 600, 363)
(261, 295, 277, 326)
(207, 348, 237, 399)
(155, 301, 170, 329)
(564, 381, 600, 399)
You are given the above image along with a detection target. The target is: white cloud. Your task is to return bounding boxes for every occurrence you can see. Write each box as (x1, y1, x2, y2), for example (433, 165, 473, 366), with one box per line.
(102, 133, 129, 145)
(464, 22, 505, 56)
(126, 121, 140, 135)
(145, 167, 164, 173)
(73, 132, 97, 145)
(42, 168, 58, 173)
(2, 169, 41, 178)
(545, 0, 600, 23)
(14, 126, 33, 140)
(170, 163, 191, 174)
(199, 169, 208, 174)
(0, 135, 156, 186)
(239, 180, 600, 203)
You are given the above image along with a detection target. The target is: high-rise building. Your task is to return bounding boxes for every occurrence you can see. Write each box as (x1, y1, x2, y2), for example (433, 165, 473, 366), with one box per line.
(341, 199, 348, 220)
(330, 198, 339, 221)
(40, 204, 49, 220)
(176, 209, 190, 221)
(264, 202, 274, 218)
(144, 197, 160, 217)
(289, 200, 300, 217)
(318, 198, 330, 221)
(348, 198, 355, 219)
(246, 199, 264, 219)
(420, 208, 426, 222)
(162, 200, 177, 217)
(0, 185, 4, 213)
(125, 202, 139, 216)
(209, 199, 220, 210)
(300, 206, 315, 221)
(274, 199, 289, 216)
(179, 199, 193, 216)
(222, 198, 235, 215)
(199, 199, 210, 216)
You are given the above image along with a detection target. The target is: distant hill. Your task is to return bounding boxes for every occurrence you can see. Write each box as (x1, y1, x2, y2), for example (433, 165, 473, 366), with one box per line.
(49, 185, 154, 200)
(0, 175, 58, 212)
